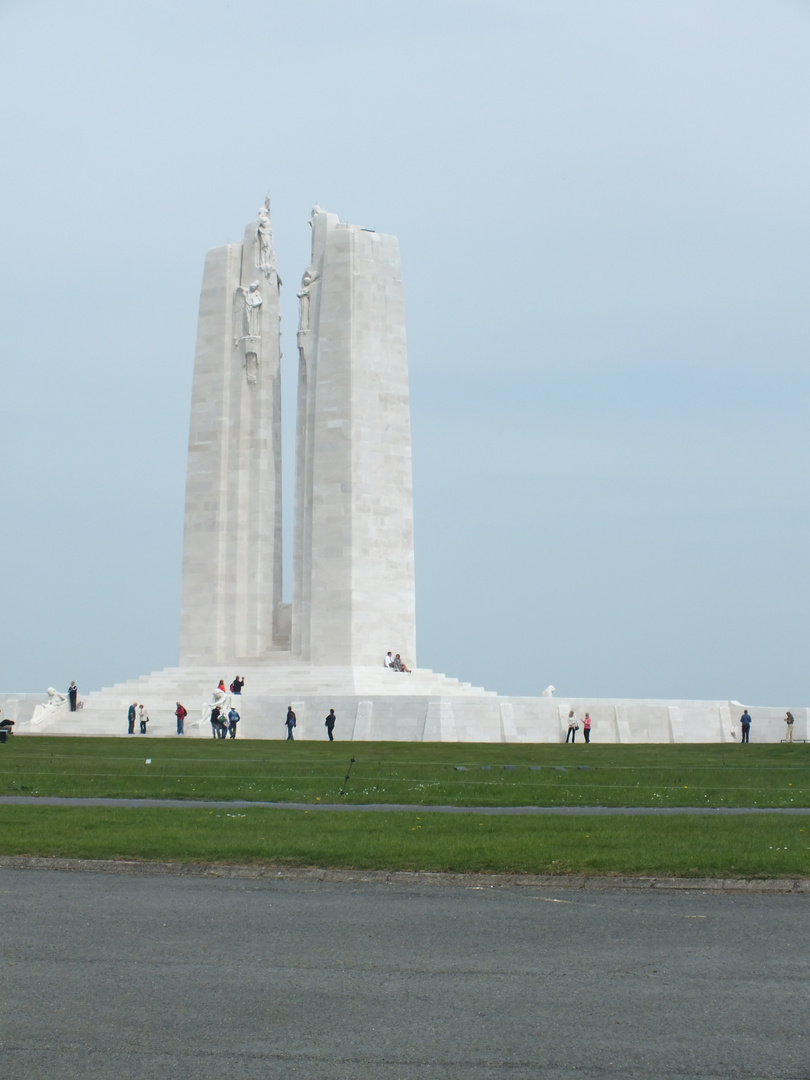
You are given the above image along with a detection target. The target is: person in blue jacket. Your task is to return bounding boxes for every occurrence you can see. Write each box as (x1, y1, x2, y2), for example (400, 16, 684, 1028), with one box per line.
(740, 709, 751, 743)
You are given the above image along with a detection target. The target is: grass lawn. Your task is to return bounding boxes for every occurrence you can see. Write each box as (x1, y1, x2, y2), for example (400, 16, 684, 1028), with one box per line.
(0, 805, 808, 878)
(2, 739, 808, 876)
(1, 737, 807, 808)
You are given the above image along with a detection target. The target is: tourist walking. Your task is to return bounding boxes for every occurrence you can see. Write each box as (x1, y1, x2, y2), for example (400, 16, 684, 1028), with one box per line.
(285, 706, 297, 740)
(784, 711, 795, 743)
(583, 713, 592, 743)
(227, 707, 240, 739)
(127, 702, 137, 734)
(68, 681, 78, 712)
(740, 709, 751, 743)
(138, 705, 149, 734)
(325, 709, 336, 740)
(565, 710, 578, 743)
(175, 702, 187, 735)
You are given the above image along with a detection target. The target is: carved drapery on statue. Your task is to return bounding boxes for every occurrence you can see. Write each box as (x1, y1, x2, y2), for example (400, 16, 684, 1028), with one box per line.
(233, 281, 262, 386)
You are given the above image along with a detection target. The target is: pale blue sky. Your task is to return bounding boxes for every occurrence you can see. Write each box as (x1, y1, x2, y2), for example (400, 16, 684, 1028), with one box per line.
(1, 0, 808, 704)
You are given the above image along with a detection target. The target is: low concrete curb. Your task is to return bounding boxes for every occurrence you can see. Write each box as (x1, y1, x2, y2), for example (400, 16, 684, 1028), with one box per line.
(1, 855, 807, 894)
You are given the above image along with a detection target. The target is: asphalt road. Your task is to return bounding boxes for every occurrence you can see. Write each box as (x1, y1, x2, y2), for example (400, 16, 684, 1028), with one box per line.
(1, 867, 808, 1080)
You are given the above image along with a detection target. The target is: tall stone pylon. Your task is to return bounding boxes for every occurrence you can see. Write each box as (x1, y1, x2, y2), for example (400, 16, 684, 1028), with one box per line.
(292, 208, 417, 667)
(179, 198, 284, 665)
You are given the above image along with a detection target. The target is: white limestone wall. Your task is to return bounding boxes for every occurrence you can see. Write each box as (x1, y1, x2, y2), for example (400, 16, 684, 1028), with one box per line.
(292, 211, 416, 669)
(179, 210, 283, 666)
(5, 681, 805, 746)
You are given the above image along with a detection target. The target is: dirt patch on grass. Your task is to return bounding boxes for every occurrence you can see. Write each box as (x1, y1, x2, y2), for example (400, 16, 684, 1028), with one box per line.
(2, 854, 808, 893)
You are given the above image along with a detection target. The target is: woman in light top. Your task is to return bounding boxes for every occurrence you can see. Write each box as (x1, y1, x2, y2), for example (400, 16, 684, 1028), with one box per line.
(565, 710, 578, 743)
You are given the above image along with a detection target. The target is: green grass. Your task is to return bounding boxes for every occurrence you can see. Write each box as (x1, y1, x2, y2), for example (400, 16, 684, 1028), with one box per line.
(1, 737, 808, 808)
(0, 805, 808, 878)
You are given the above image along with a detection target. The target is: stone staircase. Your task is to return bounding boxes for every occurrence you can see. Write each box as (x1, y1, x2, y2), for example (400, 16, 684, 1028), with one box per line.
(14, 660, 498, 739)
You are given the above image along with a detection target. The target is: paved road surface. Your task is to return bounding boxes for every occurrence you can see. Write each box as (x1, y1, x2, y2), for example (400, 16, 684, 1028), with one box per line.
(2, 794, 810, 814)
(1, 867, 808, 1079)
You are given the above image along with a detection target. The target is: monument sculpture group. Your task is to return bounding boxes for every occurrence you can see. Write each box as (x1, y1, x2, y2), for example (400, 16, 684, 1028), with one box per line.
(2, 197, 802, 742)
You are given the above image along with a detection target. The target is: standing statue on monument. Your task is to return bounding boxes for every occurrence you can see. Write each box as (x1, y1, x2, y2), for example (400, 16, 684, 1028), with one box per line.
(297, 269, 319, 337)
(234, 281, 263, 341)
(256, 196, 281, 284)
(233, 282, 263, 386)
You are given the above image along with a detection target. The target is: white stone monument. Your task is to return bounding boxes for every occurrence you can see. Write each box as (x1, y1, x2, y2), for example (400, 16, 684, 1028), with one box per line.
(291, 208, 416, 667)
(7, 196, 801, 743)
(179, 197, 285, 665)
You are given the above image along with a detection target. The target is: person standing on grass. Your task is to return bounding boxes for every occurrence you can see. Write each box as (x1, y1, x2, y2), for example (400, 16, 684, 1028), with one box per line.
(175, 702, 187, 735)
(740, 709, 751, 743)
(583, 713, 592, 743)
(565, 710, 578, 743)
(325, 709, 336, 741)
(285, 706, 297, 740)
(784, 711, 795, 743)
(228, 707, 240, 739)
(127, 702, 137, 734)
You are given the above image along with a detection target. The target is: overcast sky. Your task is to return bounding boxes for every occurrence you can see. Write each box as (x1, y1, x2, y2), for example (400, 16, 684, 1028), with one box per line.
(1, 0, 808, 705)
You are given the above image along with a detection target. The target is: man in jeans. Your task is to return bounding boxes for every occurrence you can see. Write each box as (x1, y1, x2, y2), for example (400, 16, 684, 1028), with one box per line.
(285, 706, 297, 740)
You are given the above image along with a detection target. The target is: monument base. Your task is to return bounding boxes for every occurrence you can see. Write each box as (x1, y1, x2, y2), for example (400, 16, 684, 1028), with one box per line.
(2, 662, 803, 743)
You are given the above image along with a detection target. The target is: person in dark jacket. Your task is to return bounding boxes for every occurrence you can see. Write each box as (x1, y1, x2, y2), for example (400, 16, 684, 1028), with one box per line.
(325, 709, 336, 740)
(68, 682, 78, 711)
(127, 703, 137, 734)
(740, 709, 752, 743)
(285, 706, 297, 740)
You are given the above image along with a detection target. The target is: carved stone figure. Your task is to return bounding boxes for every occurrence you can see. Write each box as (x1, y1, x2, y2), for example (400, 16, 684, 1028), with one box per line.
(234, 281, 263, 340)
(296, 268, 320, 373)
(256, 196, 280, 283)
(29, 687, 68, 726)
(233, 282, 263, 386)
(297, 269, 318, 335)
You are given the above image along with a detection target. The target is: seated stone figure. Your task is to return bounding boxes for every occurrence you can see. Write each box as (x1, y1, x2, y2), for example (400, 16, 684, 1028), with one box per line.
(30, 688, 68, 726)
